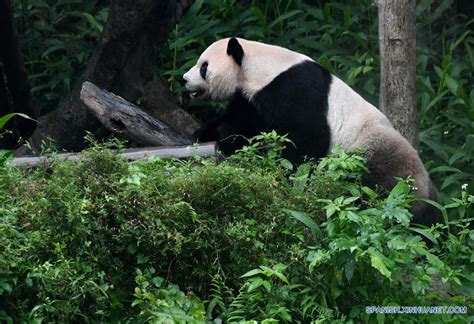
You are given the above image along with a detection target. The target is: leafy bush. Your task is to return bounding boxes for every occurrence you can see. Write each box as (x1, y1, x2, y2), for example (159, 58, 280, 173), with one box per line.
(0, 137, 472, 322)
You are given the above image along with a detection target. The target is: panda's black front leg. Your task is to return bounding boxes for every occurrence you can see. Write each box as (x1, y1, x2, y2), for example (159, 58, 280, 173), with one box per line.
(193, 117, 224, 142)
(195, 92, 264, 156)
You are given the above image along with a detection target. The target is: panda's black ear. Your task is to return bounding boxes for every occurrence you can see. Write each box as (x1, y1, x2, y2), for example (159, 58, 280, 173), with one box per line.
(227, 37, 244, 66)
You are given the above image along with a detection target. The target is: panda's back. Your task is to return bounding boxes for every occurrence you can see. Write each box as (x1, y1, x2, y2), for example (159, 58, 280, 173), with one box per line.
(327, 76, 392, 149)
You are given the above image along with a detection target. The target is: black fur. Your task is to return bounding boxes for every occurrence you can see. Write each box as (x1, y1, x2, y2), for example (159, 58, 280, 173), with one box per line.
(195, 61, 332, 161)
(200, 62, 208, 79)
(227, 38, 244, 66)
(194, 91, 264, 155)
(252, 61, 332, 163)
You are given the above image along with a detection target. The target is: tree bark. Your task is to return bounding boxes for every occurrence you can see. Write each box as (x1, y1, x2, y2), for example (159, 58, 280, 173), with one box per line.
(0, 0, 37, 149)
(80, 81, 192, 146)
(16, 0, 193, 155)
(377, 0, 418, 148)
(140, 78, 201, 138)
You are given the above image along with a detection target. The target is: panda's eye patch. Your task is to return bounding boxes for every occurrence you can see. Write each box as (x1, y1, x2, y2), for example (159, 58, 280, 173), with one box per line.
(200, 62, 208, 80)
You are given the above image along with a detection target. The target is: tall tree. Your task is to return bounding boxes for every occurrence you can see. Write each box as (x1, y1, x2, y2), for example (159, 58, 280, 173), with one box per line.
(0, 0, 37, 149)
(377, 0, 418, 148)
(16, 0, 193, 155)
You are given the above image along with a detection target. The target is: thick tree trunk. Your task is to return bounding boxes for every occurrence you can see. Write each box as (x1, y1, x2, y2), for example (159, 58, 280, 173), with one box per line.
(140, 78, 201, 138)
(16, 0, 193, 155)
(0, 0, 37, 149)
(377, 0, 418, 148)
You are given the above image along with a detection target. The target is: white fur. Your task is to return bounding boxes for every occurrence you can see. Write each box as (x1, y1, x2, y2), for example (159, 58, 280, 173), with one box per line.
(327, 77, 431, 198)
(236, 39, 311, 99)
(327, 76, 392, 149)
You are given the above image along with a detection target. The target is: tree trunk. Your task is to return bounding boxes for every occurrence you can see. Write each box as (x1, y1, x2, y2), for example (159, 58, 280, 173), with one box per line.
(140, 78, 201, 138)
(16, 0, 193, 155)
(0, 0, 37, 149)
(377, 0, 418, 148)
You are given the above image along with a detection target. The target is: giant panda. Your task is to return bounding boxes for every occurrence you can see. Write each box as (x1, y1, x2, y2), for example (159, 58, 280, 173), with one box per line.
(183, 37, 442, 226)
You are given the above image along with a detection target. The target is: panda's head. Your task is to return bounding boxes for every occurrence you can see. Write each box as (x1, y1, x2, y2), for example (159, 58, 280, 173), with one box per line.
(183, 38, 243, 101)
(183, 37, 312, 101)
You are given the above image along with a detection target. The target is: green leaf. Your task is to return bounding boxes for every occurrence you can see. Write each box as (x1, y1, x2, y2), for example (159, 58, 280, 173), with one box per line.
(307, 249, 329, 272)
(241, 268, 263, 278)
(429, 166, 462, 174)
(82, 13, 103, 33)
(250, 7, 266, 26)
(262, 280, 271, 293)
(421, 250, 444, 269)
(343, 7, 351, 29)
(346, 211, 361, 223)
(0, 113, 35, 130)
(388, 181, 410, 199)
(344, 261, 354, 282)
(445, 75, 459, 96)
(279, 158, 293, 171)
(248, 278, 263, 292)
(259, 265, 274, 277)
(361, 186, 378, 199)
(285, 209, 322, 239)
(268, 10, 303, 29)
(418, 198, 449, 226)
(369, 250, 391, 279)
(273, 271, 289, 284)
(408, 227, 438, 247)
(343, 196, 359, 205)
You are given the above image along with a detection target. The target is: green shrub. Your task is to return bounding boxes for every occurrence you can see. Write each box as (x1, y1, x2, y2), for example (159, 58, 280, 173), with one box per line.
(0, 137, 472, 322)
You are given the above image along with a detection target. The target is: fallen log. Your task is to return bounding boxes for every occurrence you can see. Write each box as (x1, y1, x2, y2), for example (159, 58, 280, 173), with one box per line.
(10, 142, 217, 168)
(80, 81, 192, 146)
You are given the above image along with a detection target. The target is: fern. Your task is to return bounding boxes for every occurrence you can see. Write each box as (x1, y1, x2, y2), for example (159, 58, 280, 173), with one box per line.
(227, 282, 258, 322)
(300, 293, 334, 322)
(206, 273, 233, 320)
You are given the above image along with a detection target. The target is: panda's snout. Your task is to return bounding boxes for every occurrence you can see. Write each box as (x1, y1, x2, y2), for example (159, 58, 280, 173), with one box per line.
(182, 68, 207, 99)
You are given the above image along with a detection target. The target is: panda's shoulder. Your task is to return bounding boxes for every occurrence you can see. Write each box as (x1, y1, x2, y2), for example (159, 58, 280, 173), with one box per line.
(252, 60, 332, 103)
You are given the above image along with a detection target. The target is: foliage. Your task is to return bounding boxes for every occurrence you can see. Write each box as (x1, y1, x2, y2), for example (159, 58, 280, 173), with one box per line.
(0, 112, 35, 176)
(133, 268, 206, 323)
(12, 0, 108, 114)
(0, 137, 473, 322)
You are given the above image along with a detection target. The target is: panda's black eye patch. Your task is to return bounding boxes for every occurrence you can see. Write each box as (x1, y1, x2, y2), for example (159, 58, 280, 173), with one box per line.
(200, 62, 208, 80)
